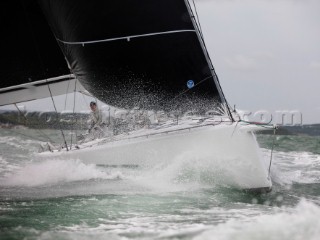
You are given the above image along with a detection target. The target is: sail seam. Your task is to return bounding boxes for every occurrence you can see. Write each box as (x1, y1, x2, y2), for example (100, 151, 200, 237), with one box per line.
(56, 30, 196, 45)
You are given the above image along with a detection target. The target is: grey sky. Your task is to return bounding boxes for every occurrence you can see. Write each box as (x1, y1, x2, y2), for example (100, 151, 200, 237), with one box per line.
(1, 0, 319, 124)
(195, 0, 320, 123)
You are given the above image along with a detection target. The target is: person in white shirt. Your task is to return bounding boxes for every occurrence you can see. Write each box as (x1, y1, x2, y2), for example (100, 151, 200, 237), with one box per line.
(88, 101, 106, 139)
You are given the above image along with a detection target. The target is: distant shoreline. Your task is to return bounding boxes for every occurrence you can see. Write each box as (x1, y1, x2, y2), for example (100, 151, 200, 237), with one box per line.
(1, 110, 319, 136)
(0, 110, 88, 130)
(257, 124, 320, 136)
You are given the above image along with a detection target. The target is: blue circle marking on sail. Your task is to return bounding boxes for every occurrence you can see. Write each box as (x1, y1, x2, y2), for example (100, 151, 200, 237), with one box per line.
(187, 80, 194, 89)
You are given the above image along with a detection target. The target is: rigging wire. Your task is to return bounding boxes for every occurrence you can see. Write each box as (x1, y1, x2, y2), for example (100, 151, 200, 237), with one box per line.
(21, 1, 69, 150)
(64, 80, 71, 111)
(191, 0, 204, 39)
(231, 120, 240, 137)
(46, 82, 69, 151)
(268, 126, 278, 180)
(238, 118, 274, 128)
(13, 103, 55, 143)
(146, 75, 225, 122)
(70, 79, 78, 149)
(170, 75, 214, 102)
(237, 117, 278, 180)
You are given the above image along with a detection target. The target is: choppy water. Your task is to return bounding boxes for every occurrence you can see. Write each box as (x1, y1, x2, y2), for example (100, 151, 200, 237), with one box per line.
(0, 128, 320, 240)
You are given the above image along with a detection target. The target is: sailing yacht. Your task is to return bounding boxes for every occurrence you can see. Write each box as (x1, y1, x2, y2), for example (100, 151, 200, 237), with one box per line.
(0, 0, 273, 192)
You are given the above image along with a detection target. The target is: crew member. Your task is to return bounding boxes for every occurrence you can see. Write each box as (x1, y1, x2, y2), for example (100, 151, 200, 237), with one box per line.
(88, 101, 106, 138)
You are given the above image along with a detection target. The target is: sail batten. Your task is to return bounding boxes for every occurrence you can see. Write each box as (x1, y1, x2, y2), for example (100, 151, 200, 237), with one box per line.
(56, 30, 197, 45)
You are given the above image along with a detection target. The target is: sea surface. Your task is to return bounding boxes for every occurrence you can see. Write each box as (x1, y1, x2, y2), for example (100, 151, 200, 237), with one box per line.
(0, 128, 319, 240)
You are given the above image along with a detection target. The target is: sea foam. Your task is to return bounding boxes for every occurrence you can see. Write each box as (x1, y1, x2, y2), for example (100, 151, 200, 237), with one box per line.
(194, 199, 320, 240)
(0, 159, 122, 187)
(266, 150, 320, 185)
